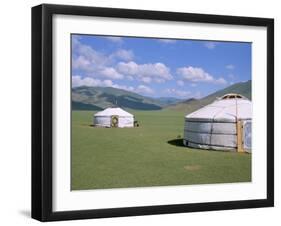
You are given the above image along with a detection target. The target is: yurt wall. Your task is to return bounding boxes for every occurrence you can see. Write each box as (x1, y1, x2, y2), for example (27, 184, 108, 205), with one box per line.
(118, 117, 134, 128)
(94, 116, 111, 127)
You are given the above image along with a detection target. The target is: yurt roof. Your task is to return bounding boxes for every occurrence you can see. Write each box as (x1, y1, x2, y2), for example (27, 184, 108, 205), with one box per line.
(94, 107, 133, 117)
(185, 94, 252, 122)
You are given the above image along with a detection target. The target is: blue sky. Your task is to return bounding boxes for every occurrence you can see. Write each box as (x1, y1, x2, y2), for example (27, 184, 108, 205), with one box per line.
(72, 34, 251, 99)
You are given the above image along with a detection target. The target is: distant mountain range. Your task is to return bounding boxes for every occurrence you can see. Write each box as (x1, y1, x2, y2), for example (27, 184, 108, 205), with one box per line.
(72, 80, 251, 112)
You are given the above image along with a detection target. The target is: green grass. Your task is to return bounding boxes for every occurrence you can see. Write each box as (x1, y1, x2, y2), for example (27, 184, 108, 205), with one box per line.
(71, 110, 251, 190)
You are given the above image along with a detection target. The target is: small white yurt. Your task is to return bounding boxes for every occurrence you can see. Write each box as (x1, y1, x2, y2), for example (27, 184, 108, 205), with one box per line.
(94, 107, 134, 128)
(183, 93, 252, 152)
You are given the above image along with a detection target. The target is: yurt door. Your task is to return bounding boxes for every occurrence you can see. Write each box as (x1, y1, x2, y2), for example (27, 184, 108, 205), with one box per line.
(243, 120, 252, 153)
(237, 120, 252, 153)
(111, 115, 119, 128)
(236, 120, 244, 152)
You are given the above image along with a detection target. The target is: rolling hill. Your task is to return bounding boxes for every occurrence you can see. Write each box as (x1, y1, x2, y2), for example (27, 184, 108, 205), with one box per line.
(72, 80, 251, 111)
(167, 80, 251, 113)
(72, 86, 165, 110)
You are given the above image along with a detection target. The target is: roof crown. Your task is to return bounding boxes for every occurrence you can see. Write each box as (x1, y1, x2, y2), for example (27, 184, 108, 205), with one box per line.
(220, 93, 247, 100)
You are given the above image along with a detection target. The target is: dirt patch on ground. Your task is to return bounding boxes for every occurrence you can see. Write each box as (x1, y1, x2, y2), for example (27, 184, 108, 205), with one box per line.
(184, 165, 201, 171)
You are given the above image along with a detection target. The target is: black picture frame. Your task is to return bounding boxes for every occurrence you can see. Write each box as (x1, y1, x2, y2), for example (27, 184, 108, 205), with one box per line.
(32, 3, 274, 222)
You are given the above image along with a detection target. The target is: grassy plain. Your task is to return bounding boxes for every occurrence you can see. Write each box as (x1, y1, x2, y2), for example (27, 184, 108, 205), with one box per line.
(71, 110, 251, 190)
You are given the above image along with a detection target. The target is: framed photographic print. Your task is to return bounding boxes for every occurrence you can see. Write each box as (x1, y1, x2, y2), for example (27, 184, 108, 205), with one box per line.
(32, 4, 274, 221)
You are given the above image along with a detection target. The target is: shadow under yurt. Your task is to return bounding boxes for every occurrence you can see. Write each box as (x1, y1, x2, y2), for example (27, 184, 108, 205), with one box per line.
(183, 93, 252, 153)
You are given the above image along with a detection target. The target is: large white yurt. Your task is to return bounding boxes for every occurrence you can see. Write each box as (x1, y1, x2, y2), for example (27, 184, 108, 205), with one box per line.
(93, 107, 134, 128)
(183, 93, 252, 152)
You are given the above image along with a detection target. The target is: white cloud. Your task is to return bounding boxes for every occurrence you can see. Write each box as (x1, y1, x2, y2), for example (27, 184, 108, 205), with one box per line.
(104, 36, 123, 43)
(177, 66, 213, 82)
(111, 84, 135, 92)
(177, 66, 227, 85)
(72, 75, 135, 92)
(135, 85, 154, 95)
(155, 78, 165, 83)
(117, 61, 173, 83)
(214, 77, 227, 85)
(141, 77, 152, 84)
(102, 80, 114, 87)
(191, 83, 197, 87)
(158, 39, 177, 44)
(204, 41, 217, 49)
(112, 49, 134, 61)
(177, 80, 185, 86)
(72, 37, 173, 86)
(99, 67, 124, 80)
(116, 61, 138, 75)
(72, 38, 131, 81)
(72, 55, 91, 71)
(165, 88, 191, 98)
(72, 75, 113, 87)
(72, 38, 110, 73)
(226, 64, 235, 70)
(73, 39, 171, 83)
